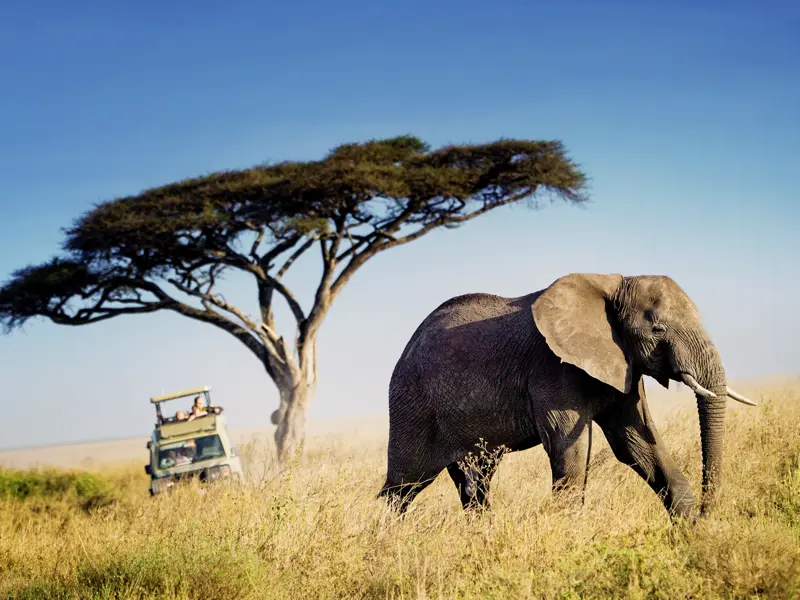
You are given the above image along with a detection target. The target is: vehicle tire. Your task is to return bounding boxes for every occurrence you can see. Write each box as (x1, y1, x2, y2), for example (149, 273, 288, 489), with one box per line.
(150, 477, 171, 497)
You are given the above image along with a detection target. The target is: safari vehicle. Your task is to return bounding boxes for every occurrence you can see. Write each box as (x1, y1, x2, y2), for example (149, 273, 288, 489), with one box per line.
(144, 386, 243, 496)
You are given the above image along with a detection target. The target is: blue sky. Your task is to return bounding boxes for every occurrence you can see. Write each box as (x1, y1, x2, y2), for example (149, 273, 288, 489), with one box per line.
(0, 1, 798, 449)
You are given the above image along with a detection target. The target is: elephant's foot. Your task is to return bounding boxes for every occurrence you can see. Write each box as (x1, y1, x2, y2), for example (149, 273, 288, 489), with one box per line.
(462, 492, 492, 512)
(668, 502, 695, 523)
(378, 477, 436, 514)
(656, 482, 696, 523)
(548, 476, 589, 514)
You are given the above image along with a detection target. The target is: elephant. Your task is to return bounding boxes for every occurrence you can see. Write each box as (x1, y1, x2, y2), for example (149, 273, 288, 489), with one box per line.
(378, 273, 757, 519)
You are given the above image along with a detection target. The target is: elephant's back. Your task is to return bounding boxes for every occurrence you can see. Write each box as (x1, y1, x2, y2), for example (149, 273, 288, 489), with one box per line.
(396, 292, 516, 352)
(389, 291, 541, 394)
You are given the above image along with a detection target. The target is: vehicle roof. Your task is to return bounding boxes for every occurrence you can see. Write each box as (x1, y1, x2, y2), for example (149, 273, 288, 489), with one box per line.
(150, 386, 211, 403)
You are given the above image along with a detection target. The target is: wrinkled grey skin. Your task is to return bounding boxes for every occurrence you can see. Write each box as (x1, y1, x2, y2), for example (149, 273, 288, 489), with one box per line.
(378, 273, 756, 519)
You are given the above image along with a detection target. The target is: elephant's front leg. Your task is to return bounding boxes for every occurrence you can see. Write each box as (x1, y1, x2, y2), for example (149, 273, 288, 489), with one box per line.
(537, 410, 593, 505)
(595, 385, 695, 519)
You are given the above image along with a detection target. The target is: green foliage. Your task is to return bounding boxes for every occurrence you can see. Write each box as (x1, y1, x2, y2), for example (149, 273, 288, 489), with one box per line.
(62, 136, 585, 266)
(280, 215, 331, 237)
(0, 259, 99, 331)
(0, 466, 118, 512)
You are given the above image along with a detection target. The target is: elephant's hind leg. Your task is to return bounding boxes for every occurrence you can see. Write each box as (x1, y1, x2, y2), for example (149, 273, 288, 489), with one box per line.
(379, 427, 452, 513)
(446, 447, 504, 510)
(446, 463, 476, 508)
(378, 475, 438, 513)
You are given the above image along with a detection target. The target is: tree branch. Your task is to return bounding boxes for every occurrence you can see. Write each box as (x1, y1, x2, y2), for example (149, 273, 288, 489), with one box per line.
(166, 300, 277, 378)
(51, 304, 162, 326)
(333, 200, 418, 263)
(301, 219, 345, 340)
(261, 273, 306, 325)
(252, 236, 315, 333)
(184, 243, 308, 327)
(260, 234, 302, 268)
(249, 226, 267, 260)
(167, 276, 288, 367)
(276, 237, 315, 279)
(330, 188, 533, 298)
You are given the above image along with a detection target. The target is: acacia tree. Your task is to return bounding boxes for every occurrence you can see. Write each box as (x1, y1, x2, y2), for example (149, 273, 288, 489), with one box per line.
(0, 136, 588, 460)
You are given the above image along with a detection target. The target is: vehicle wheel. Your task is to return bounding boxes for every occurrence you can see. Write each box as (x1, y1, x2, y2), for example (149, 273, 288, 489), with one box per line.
(150, 478, 171, 497)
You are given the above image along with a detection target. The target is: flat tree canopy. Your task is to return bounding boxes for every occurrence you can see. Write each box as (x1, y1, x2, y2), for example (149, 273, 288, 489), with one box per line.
(0, 135, 588, 458)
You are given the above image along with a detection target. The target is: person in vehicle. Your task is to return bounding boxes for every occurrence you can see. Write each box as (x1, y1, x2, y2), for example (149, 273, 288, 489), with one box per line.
(159, 449, 177, 469)
(187, 396, 208, 421)
(173, 447, 192, 466)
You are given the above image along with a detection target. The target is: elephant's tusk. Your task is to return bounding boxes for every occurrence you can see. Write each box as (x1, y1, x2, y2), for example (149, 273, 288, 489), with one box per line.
(726, 386, 758, 406)
(680, 373, 717, 398)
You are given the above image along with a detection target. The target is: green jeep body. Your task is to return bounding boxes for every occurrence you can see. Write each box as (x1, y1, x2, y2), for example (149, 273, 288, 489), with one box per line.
(144, 386, 244, 496)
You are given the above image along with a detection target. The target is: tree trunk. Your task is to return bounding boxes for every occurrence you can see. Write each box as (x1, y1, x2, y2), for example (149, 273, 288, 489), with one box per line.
(267, 332, 319, 464)
(273, 380, 315, 462)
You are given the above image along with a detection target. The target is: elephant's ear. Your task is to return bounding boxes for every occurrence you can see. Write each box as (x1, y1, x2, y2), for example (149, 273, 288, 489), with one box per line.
(532, 273, 632, 395)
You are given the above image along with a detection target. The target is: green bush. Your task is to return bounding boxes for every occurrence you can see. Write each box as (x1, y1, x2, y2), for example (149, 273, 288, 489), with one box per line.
(0, 466, 117, 512)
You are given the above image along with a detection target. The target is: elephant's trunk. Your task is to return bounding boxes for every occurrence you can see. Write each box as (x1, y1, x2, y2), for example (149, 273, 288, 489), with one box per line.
(696, 386, 727, 514)
(674, 335, 758, 514)
(672, 338, 730, 514)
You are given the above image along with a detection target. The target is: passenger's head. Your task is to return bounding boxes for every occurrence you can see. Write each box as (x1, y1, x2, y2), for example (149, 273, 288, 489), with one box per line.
(176, 410, 188, 420)
(193, 396, 205, 409)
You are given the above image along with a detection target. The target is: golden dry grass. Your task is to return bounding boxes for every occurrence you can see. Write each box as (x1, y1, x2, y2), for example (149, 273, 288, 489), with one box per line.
(2, 381, 800, 599)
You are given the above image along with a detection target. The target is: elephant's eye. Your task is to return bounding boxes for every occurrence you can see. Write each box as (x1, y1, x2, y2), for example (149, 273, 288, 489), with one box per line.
(652, 323, 667, 335)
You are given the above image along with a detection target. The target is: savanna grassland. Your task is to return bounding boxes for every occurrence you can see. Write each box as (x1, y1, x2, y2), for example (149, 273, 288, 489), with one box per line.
(2, 380, 800, 599)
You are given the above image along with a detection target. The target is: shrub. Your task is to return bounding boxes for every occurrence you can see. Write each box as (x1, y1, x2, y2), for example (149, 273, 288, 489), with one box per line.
(0, 466, 117, 512)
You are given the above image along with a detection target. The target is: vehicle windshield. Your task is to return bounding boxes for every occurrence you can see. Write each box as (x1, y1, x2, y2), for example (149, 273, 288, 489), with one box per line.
(157, 434, 225, 469)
